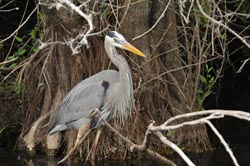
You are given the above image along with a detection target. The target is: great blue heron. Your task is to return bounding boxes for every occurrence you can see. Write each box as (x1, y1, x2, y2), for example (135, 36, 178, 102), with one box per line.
(48, 31, 145, 164)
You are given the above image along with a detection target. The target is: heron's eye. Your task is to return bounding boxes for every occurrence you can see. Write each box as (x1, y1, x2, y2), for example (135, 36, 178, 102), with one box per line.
(113, 37, 119, 42)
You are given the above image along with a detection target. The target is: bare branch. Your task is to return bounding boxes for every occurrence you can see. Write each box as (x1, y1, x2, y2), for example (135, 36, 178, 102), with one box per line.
(155, 131, 196, 166)
(132, 0, 171, 40)
(196, 0, 250, 49)
(145, 110, 248, 166)
(163, 109, 250, 126)
(237, 58, 250, 73)
(0, 7, 19, 12)
(0, 5, 38, 43)
(94, 109, 176, 166)
(38, 0, 109, 54)
(0, 57, 18, 65)
(100, 109, 246, 166)
(130, 121, 154, 152)
(206, 120, 239, 166)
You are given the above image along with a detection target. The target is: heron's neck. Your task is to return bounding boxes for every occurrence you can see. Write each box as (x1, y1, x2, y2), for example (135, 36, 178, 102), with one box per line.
(105, 42, 132, 85)
(104, 41, 134, 125)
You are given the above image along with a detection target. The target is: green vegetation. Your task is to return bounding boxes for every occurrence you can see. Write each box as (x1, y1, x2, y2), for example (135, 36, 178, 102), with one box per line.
(198, 64, 216, 109)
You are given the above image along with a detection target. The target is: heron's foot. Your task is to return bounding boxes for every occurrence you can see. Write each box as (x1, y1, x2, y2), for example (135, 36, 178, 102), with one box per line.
(57, 148, 75, 164)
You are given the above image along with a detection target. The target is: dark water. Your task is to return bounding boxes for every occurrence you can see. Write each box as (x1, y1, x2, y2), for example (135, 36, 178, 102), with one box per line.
(0, 148, 249, 166)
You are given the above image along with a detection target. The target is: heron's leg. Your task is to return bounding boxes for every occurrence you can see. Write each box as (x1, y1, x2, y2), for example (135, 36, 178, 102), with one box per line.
(57, 125, 91, 164)
(91, 128, 102, 160)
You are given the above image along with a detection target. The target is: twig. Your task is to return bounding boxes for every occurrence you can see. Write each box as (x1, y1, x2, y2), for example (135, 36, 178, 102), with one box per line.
(108, 0, 121, 30)
(132, 0, 171, 40)
(94, 109, 177, 166)
(196, 0, 250, 49)
(150, 113, 224, 132)
(163, 109, 250, 126)
(146, 110, 248, 166)
(178, 0, 194, 24)
(146, 149, 177, 166)
(119, 0, 131, 28)
(0, 57, 18, 65)
(58, 0, 93, 51)
(106, 120, 176, 165)
(127, 110, 248, 166)
(0, 0, 15, 9)
(237, 58, 250, 73)
(0, 7, 19, 12)
(0, 5, 38, 43)
(130, 121, 154, 152)
(135, 56, 221, 92)
(155, 131, 196, 166)
(40, 0, 109, 54)
(205, 120, 239, 166)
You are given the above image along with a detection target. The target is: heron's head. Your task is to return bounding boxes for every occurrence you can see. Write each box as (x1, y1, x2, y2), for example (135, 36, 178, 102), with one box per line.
(105, 31, 146, 57)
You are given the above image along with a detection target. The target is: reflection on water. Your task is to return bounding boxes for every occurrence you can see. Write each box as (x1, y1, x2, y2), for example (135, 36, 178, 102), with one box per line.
(0, 151, 166, 166)
(0, 147, 250, 166)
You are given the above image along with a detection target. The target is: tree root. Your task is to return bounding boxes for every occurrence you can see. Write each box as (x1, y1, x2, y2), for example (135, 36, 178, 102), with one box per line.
(23, 112, 50, 153)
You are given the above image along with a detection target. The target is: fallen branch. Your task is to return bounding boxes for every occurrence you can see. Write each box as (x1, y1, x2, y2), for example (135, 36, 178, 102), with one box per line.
(206, 120, 239, 166)
(102, 109, 248, 166)
(145, 110, 247, 166)
(95, 109, 176, 166)
(155, 131, 195, 166)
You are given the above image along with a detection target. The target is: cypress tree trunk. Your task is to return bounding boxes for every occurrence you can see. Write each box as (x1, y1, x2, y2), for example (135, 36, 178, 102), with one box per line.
(120, 0, 211, 152)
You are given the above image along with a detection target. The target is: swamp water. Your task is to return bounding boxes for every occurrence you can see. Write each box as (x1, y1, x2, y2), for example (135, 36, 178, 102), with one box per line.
(0, 147, 250, 166)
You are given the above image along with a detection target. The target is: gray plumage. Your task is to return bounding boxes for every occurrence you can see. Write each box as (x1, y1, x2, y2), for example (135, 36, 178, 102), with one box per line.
(48, 31, 145, 135)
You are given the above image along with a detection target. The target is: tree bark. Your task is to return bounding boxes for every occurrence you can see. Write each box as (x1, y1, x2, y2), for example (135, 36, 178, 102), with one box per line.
(120, 0, 211, 152)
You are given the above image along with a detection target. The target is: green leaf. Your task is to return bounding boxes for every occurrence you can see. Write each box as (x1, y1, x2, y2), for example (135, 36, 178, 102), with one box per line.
(208, 77, 215, 83)
(204, 90, 213, 98)
(0, 43, 3, 49)
(220, 33, 227, 40)
(197, 89, 203, 94)
(16, 49, 26, 56)
(200, 75, 207, 83)
(39, 12, 45, 20)
(15, 36, 23, 43)
(10, 63, 17, 67)
(198, 96, 203, 104)
(7, 55, 15, 60)
(30, 31, 36, 39)
(29, 27, 38, 39)
(207, 66, 213, 73)
(202, 37, 207, 43)
(32, 47, 38, 52)
(14, 82, 21, 94)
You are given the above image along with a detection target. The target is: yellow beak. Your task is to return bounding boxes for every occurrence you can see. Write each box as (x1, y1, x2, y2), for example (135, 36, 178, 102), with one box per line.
(123, 42, 146, 57)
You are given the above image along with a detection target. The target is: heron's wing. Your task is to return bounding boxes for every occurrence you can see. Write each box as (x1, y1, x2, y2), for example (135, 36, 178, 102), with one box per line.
(48, 70, 118, 133)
